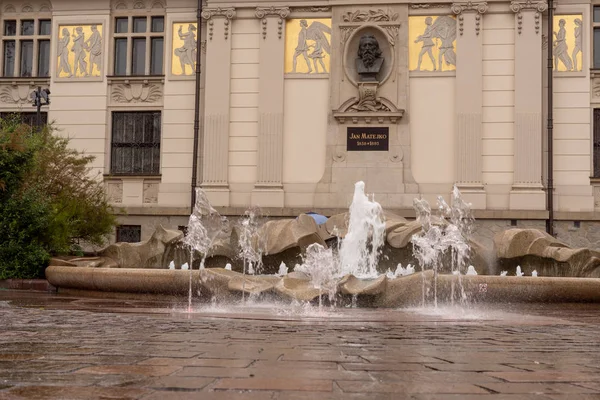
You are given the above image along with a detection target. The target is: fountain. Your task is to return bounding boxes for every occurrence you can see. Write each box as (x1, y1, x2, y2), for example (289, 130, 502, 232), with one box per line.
(45, 181, 600, 307)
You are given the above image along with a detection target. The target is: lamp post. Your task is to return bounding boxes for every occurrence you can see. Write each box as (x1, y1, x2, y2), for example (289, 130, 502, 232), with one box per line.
(30, 86, 50, 130)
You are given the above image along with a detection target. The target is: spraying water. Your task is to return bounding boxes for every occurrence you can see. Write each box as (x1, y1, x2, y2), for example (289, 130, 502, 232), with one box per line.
(337, 181, 386, 278)
(183, 188, 229, 311)
(277, 262, 288, 276)
(411, 185, 473, 308)
(236, 207, 265, 303)
(295, 243, 338, 309)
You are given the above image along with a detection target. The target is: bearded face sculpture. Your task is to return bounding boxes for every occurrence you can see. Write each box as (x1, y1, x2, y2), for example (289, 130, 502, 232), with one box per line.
(356, 34, 384, 82)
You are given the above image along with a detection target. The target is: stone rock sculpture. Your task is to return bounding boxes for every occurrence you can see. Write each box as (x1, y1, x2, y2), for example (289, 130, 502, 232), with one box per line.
(494, 229, 600, 277)
(99, 225, 183, 269)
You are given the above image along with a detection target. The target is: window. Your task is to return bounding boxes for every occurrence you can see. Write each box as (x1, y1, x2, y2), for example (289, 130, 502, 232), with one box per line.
(111, 111, 161, 175)
(594, 109, 600, 177)
(113, 16, 164, 76)
(116, 225, 141, 242)
(0, 111, 48, 126)
(1, 18, 51, 77)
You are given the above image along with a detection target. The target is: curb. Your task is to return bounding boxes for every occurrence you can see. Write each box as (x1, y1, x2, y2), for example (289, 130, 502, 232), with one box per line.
(0, 279, 57, 292)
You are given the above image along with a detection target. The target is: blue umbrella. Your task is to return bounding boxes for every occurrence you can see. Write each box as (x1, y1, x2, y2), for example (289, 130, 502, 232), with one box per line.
(304, 212, 328, 225)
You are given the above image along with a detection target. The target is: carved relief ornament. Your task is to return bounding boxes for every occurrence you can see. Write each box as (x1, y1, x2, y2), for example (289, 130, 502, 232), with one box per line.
(593, 80, 600, 99)
(340, 9, 401, 46)
(0, 82, 49, 104)
(343, 9, 399, 22)
(510, 0, 547, 34)
(201, 7, 236, 40)
(451, 1, 488, 36)
(106, 182, 123, 203)
(111, 82, 162, 103)
(255, 7, 290, 39)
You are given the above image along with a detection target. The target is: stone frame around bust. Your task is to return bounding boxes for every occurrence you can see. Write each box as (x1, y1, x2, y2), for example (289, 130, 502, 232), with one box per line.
(342, 24, 395, 87)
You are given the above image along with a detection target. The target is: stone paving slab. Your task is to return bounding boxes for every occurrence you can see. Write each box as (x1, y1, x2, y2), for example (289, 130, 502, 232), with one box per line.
(1, 290, 600, 399)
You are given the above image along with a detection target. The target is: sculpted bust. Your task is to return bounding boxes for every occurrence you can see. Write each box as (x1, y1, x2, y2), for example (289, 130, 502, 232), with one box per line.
(356, 34, 384, 82)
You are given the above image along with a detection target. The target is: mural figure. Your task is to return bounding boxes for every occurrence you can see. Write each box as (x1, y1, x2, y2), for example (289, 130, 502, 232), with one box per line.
(356, 34, 384, 82)
(572, 18, 582, 71)
(414, 17, 436, 71)
(72, 27, 89, 77)
(554, 19, 573, 71)
(434, 16, 457, 70)
(292, 19, 331, 73)
(85, 25, 102, 75)
(57, 28, 72, 78)
(414, 15, 456, 71)
(174, 24, 197, 75)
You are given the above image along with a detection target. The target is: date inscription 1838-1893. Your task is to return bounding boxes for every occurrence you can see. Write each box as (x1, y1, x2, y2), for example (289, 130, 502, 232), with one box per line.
(347, 127, 389, 151)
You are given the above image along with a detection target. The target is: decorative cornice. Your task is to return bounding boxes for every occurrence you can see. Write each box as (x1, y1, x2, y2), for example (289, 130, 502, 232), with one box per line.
(201, 7, 236, 40)
(255, 7, 290, 39)
(292, 6, 330, 12)
(451, 1, 488, 14)
(201, 7, 236, 20)
(411, 3, 448, 8)
(452, 2, 488, 36)
(510, 0, 547, 34)
(510, 0, 547, 13)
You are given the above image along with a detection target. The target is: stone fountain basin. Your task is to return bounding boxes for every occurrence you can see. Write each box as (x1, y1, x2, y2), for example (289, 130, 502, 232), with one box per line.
(45, 266, 600, 307)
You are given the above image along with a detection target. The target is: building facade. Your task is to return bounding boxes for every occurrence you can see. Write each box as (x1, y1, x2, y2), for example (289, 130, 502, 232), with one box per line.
(2, 0, 600, 246)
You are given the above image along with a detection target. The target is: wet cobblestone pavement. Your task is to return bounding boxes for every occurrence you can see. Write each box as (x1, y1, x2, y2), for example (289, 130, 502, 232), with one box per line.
(1, 290, 600, 399)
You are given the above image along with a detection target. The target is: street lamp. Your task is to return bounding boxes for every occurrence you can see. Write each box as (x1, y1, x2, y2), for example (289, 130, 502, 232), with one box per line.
(30, 86, 50, 130)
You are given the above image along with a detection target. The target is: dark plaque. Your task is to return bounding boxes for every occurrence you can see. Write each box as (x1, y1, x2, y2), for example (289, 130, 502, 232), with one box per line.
(347, 127, 389, 151)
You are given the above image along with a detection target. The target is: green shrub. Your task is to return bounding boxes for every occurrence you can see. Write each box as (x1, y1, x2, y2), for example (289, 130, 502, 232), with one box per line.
(0, 115, 116, 279)
(0, 188, 52, 279)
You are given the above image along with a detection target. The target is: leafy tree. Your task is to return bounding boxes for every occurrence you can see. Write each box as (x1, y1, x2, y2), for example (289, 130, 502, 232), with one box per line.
(0, 115, 116, 279)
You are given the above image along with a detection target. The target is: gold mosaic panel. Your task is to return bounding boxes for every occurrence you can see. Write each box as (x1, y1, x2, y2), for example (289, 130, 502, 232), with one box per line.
(172, 22, 198, 76)
(553, 15, 583, 72)
(56, 25, 103, 78)
(409, 15, 457, 72)
(285, 18, 332, 74)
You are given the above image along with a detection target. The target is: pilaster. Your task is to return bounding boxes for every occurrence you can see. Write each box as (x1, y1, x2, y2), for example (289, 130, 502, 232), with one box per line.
(452, 1, 488, 208)
(509, 0, 547, 210)
(251, 7, 289, 207)
(200, 8, 236, 206)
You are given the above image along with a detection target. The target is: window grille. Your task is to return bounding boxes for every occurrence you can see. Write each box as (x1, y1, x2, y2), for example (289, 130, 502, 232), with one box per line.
(116, 225, 141, 243)
(110, 111, 161, 175)
(0, 111, 48, 126)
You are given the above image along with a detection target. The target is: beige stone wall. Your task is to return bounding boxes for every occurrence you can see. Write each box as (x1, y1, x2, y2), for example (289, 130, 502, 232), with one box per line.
(229, 18, 260, 206)
(161, 10, 198, 208)
(409, 76, 455, 205)
(552, 6, 593, 212)
(3, 0, 600, 233)
(282, 77, 329, 208)
(482, 13, 514, 208)
(50, 8, 110, 178)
